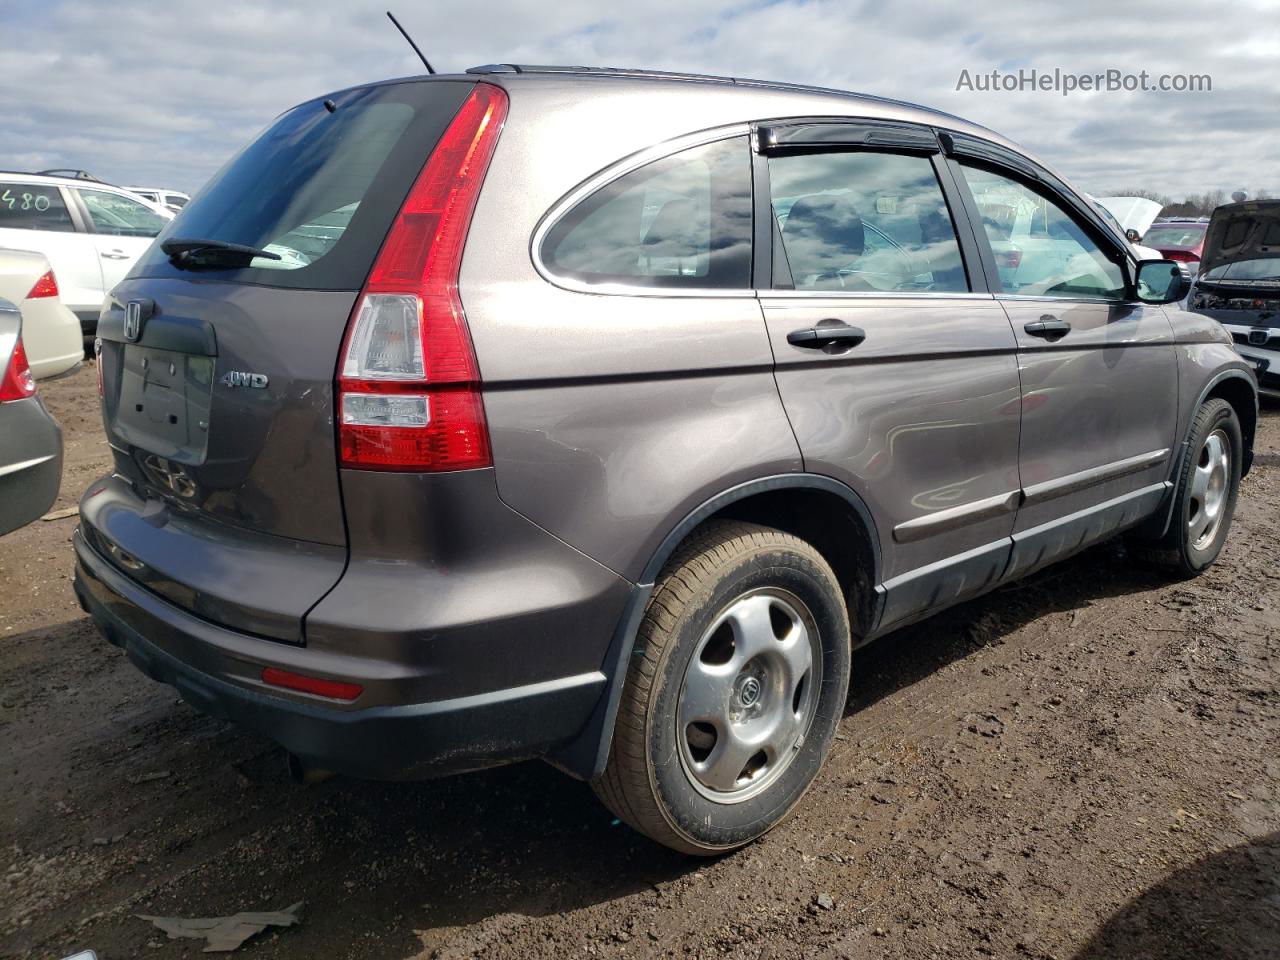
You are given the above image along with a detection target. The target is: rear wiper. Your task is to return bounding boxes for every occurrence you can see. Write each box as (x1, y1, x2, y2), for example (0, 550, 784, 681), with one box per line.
(162, 237, 281, 269)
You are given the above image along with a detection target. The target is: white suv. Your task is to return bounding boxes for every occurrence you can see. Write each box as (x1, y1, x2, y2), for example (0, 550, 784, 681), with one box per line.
(0, 172, 171, 335)
(124, 187, 191, 213)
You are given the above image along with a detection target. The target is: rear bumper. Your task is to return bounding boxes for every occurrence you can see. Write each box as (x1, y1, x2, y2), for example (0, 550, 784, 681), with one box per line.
(0, 395, 62, 536)
(74, 528, 612, 780)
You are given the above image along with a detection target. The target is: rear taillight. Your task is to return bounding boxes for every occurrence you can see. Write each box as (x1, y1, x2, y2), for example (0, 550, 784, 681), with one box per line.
(996, 249, 1022, 270)
(0, 339, 36, 401)
(25, 270, 58, 299)
(1165, 251, 1199, 263)
(337, 83, 507, 471)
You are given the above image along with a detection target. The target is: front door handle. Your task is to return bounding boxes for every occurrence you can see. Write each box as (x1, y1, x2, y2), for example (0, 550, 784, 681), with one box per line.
(100, 250, 130, 260)
(1023, 315, 1071, 339)
(787, 323, 867, 349)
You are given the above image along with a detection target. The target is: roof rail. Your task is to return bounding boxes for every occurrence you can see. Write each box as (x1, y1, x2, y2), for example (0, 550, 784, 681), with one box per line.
(37, 168, 108, 183)
(461, 64, 972, 125)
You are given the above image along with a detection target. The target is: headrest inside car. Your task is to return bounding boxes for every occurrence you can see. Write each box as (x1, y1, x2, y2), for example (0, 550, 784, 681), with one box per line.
(783, 194, 865, 257)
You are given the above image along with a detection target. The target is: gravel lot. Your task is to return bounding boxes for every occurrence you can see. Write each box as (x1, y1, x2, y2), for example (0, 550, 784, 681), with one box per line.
(2, 364, 1277, 960)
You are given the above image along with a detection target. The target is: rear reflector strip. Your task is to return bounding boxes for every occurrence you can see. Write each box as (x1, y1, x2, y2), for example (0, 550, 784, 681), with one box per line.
(261, 667, 364, 701)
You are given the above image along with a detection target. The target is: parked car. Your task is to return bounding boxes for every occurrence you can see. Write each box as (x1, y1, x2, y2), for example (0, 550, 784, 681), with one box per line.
(73, 66, 1258, 855)
(1142, 219, 1209, 277)
(0, 172, 172, 336)
(1092, 196, 1164, 260)
(1, 297, 63, 536)
(0, 248, 82, 379)
(124, 187, 191, 213)
(1187, 200, 1280, 399)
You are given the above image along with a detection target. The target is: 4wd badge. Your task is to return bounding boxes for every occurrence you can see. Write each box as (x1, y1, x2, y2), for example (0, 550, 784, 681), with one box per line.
(220, 370, 269, 389)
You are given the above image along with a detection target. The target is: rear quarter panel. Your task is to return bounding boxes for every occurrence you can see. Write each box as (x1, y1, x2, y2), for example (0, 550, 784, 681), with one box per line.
(461, 81, 816, 580)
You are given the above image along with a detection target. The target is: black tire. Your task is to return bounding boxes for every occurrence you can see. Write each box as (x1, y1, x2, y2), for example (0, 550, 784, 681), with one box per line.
(1136, 398, 1242, 576)
(592, 520, 851, 855)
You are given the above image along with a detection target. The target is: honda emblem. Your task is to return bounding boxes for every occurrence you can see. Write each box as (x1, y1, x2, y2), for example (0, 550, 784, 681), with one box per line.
(123, 298, 155, 341)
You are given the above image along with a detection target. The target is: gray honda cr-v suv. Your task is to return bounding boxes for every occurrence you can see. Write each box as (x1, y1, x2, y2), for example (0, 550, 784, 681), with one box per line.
(74, 66, 1258, 854)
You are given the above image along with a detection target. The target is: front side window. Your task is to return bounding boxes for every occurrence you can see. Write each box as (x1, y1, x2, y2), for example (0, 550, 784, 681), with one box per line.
(767, 150, 968, 292)
(960, 164, 1125, 299)
(77, 189, 168, 238)
(0, 182, 75, 232)
(541, 136, 753, 289)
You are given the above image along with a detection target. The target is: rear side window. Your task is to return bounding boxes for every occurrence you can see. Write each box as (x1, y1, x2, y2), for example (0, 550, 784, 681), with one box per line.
(129, 80, 474, 289)
(0, 183, 75, 232)
(767, 151, 968, 292)
(77, 189, 168, 238)
(541, 137, 753, 289)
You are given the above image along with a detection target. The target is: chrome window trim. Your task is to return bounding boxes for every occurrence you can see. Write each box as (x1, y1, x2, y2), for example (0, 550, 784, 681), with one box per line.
(762, 290, 995, 301)
(531, 123, 756, 299)
(996, 294, 1128, 306)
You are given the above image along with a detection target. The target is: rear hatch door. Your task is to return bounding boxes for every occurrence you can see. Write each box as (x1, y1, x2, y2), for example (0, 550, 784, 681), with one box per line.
(88, 78, 476, 642)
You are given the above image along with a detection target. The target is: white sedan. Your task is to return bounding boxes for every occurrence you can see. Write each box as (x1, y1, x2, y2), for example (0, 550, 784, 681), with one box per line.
(0, 248, 81, 379)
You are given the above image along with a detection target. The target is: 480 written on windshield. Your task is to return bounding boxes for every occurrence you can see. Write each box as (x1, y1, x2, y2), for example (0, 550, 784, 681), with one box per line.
(1, 189, 54, 212)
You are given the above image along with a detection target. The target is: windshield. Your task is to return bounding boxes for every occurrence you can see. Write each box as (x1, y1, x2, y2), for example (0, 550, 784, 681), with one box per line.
(1201, 258, 1280, 282)
(1144, 224, 1206, 248)
(128, 79, 474, 290)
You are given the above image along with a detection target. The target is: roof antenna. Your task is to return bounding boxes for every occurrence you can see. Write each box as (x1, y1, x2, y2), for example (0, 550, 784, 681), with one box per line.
(386, 11, 435, 74)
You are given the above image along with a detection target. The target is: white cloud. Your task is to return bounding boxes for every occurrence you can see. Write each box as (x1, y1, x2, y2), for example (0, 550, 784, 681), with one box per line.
(1, 0, 1276, 198)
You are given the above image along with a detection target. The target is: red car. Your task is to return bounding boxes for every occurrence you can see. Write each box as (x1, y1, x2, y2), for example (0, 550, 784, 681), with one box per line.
(1142, 220, 1209, 275)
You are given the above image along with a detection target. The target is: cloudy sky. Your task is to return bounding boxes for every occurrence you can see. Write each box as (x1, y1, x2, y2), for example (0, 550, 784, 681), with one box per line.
(2, 0, 1277, 199)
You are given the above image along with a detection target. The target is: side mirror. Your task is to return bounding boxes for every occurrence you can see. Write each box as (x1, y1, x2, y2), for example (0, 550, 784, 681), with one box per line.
(1134, 259, 1187, 304)
(1125, 228, 1141, 243)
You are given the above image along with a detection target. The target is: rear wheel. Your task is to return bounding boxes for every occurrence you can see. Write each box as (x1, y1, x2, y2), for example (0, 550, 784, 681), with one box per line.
(1137, 398, 1242, 576)
(593, 521, 851, 854)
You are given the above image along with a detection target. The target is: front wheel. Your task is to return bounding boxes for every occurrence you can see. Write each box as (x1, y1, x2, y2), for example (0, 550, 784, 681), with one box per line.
(1139, 398, 1243, 576)
(592, 521, 851, 855)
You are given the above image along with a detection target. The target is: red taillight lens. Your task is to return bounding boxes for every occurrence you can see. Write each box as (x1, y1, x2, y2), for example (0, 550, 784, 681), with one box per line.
(1, 338, 36, 401)
(1165, 251, 1198, 263)
(337, 83, 507, 471)
(996, 249, 1022, 269)
(26, 270, 58, 299)
(261, 667, 363, 702)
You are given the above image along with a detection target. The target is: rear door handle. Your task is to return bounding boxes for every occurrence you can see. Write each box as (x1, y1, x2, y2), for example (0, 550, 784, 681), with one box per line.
(100, 250, 130, 260)
(1023, 315, 1071, 339)
(786, 323, 867, 349)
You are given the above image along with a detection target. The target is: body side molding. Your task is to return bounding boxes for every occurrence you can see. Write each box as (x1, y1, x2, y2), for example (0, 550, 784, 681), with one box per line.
(1021, 449, 1170, 505)
(892, 490, 1020, 544)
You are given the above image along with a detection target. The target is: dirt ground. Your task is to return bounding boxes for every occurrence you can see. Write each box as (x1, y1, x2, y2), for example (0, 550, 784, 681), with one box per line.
(1, 364, 1277, 960)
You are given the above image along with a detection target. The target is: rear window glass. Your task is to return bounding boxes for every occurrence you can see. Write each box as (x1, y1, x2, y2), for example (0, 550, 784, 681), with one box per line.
(0, 183, 75, 232)
(129, 80, 473, 290)
(1143, 224, 1206, 248)
(540, 137, 753, 289)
